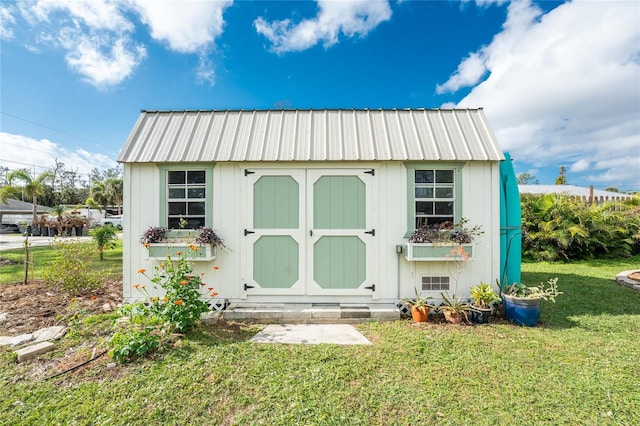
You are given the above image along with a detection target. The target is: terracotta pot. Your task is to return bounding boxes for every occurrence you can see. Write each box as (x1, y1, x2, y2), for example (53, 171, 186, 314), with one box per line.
(411, 306, 429, 322)
(443, 310, 464, 324)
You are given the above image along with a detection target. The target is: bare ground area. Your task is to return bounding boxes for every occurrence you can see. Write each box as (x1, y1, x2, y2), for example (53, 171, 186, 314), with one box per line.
(0, 279, 123, 336)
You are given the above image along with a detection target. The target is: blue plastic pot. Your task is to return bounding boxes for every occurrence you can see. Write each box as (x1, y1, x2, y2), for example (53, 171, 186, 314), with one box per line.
(502, 294, 541, 326)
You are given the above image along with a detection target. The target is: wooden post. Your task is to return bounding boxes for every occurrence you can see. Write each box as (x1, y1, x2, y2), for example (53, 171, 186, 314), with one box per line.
(589, 185, 594, 205)
(23, 234, 29, 285)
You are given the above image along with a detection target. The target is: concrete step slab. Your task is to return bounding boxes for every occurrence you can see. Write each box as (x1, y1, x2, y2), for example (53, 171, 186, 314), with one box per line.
(16, 341, 55, 363)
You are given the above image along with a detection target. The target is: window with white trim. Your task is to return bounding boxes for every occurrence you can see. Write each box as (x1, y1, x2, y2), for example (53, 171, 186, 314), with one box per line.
(167, 170, 206, 229)
(414, 169, 455, 228)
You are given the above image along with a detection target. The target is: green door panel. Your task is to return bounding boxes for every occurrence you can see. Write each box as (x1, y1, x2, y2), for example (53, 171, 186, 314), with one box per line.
(313, 176, 365, 229)
(254, 176, 299, 229)
(253, 236, 299, 288)
(313, 236, 366, 289)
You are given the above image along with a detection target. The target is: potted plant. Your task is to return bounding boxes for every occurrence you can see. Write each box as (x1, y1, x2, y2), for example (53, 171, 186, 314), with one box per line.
(501, 278, 561, 326)
(438, 292, 472, 324)
(469, 282, 500, 324)
(195, 226, 226, 249)
(141, 225, 224, 261)
(403, 288, 434, 322)
(140, 226, 167, 244)
(405, 218, 483, 261)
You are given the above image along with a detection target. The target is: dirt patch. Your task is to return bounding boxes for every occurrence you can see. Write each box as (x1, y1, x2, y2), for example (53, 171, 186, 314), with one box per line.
(0, 279, 123, 335)
(628, 272, 640, 283)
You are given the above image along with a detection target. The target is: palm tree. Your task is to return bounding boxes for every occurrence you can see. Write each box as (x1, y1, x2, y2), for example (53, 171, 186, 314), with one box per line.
(2, 170, 53, 223)
(105, 178, 123, 215)
(90, 181, 110, 212)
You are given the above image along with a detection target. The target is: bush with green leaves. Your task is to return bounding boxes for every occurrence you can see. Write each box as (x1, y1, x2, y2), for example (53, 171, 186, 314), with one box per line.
(110, 326, 161, 364)
(110, 250, 218, 363)
(43, 240, 103, 294)
(136, 251, 214, 332)
(521, 194, 640, 261)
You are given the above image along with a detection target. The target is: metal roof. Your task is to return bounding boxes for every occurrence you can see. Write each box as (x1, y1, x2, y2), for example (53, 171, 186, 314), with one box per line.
(118, 109, 504, 163)
(519, 185, 634, 200)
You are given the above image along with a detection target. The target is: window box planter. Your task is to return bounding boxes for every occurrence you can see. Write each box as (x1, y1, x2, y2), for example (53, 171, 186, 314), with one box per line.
(147, 243, 216, 261)
(404, 243, 473, 261)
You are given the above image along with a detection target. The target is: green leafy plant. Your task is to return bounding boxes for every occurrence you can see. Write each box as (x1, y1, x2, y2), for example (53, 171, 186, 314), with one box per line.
(90, 225, 118, 260)
(42, 240, 102, 295)
(503, 277, 562, 302)
(136, 251, 214, 332)
(470, 282, 501, 309)
(402, 287, 434, 314)
(110, 326, 161, 364)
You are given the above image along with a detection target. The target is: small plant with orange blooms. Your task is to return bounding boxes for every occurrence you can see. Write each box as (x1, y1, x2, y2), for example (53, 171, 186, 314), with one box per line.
(110, 248, 220, 363)
(137, 249, 216, 332)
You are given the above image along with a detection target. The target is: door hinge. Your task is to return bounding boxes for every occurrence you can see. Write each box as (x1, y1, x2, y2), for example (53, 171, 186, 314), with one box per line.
(364, 169, 375, 176)
(244, 229, 255, 236)
(365, 229, 375, 236)
(365, 284, 376, 292)
(244, 169, 255, 176)
(243, 283, 255, 291)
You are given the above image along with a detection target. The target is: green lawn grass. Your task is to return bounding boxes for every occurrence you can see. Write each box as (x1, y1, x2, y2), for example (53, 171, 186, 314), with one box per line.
(1, 255, 638, 425)
(0, 238, 123, 285)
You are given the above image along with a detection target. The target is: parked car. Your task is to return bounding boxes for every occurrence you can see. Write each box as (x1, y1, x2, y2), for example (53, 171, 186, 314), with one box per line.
(98, 215, 123, 229)
(0, 223, 21, 234)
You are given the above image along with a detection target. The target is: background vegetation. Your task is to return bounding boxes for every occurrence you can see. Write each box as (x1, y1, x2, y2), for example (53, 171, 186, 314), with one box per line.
(521, 194, 640, 261)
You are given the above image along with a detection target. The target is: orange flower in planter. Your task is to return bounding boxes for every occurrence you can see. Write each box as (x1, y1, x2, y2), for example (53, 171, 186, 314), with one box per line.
(189, 244, 199, 251)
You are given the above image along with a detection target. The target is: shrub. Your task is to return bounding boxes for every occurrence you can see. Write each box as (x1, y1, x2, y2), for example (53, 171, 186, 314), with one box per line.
(43, 240, 102, 295)
(91, 225, 118, 260)
(110, 326, 161, 364)
(521, 194, 640, 261)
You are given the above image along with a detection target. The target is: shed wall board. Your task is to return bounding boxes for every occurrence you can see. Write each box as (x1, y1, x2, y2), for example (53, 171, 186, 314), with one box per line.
(122, 160, 500, 304)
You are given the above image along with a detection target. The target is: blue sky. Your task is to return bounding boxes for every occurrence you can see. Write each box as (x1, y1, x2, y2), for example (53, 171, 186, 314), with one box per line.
(1, 0, 638, 191)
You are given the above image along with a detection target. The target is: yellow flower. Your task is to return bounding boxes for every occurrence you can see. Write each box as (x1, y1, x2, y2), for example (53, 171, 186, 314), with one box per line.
(150, 297, 158, 303)
(161, 297, 169, 302)
(176, 251, 182, 256)
(180, 279, 188, 286)
(189, 244, 199, 251)
(137, 268, 146, 274)
(134, 283, 140, 289)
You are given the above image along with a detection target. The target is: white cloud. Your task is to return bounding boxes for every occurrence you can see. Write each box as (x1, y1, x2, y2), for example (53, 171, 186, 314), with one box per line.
(18, 0, 144, 89)
(11, 0, 232, 88)
(0, 132, 118, 176)
(62, 34, 147, 90)
(0, 4, 16, 40)
(129, 0, 232, 53)
(569, 159, 591, 173)
(255, 0, 392, 53)
(440, 0, 640, 187)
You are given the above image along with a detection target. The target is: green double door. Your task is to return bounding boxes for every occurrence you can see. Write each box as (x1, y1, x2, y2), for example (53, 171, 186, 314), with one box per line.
(243, 169, 377, 298)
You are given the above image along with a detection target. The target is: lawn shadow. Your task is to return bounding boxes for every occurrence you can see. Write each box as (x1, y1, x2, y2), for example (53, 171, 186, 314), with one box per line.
(521, 271, 640, 329)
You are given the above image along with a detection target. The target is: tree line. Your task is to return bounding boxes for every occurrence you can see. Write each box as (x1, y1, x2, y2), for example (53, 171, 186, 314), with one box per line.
(0, 161, 123, 223)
